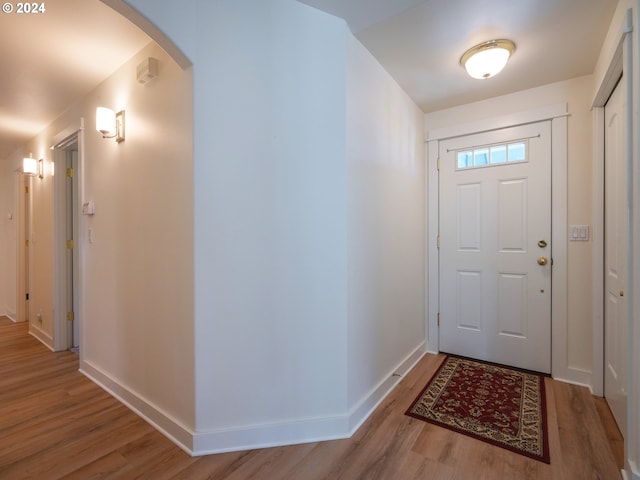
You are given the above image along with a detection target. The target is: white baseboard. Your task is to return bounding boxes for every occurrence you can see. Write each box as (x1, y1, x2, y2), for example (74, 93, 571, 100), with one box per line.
(78, 343, 427, 457)
(192, 414, 350, 456)
(553, 366, 593, 393)
(193, 342, 427, 457)
(29, 323, 54, 351)
(80, 359, 195, 455)
(348, 342, 426, 433)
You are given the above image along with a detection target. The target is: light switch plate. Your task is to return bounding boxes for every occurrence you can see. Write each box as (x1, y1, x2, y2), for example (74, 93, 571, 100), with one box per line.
(569, 225, 589, 241)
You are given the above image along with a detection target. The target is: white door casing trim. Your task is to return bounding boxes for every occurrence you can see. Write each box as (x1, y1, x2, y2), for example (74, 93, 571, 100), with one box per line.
(426, 103, 572, 383)
(591, 5, 632, 399)
(53, 120, 86, 353)
(592, 6, 639, 479)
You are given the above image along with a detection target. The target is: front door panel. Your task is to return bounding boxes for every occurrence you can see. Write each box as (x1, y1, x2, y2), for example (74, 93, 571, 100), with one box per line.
(439, 122, 551, 373)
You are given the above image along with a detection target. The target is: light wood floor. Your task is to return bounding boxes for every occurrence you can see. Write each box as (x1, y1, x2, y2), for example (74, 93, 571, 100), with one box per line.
(0, 319, 623, 479)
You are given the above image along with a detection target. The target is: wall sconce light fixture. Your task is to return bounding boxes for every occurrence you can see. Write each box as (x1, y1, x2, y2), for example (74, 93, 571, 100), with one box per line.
(96, 107, 125, 143)
(22, 157, 45, 178)
(460, 39, 516, 79)
(23, 157, 38, 176)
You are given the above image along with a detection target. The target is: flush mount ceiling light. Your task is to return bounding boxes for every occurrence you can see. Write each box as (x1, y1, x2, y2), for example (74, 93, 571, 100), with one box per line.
(460, 39, 516, 79)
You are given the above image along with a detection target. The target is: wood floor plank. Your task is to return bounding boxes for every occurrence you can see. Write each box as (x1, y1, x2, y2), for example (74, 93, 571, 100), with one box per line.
(553, 381, 621, 480)
(0, 322, 623, 479)
(594, 396, 625, 469)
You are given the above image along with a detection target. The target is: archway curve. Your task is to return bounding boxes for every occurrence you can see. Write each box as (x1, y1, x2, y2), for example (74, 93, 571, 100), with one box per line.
(100, 0, 192, 69)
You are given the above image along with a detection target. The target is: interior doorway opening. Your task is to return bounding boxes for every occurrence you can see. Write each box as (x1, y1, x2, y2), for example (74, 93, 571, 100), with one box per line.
(16, 172, 30, 325)
(54, 132, 81, 352)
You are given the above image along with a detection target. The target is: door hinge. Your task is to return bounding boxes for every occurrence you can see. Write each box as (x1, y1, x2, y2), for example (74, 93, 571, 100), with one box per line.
(66, 167, 74, 178)
(25, 239, 29, 247)
(26, 293, 29, 301)
(66, 240, 74, 250)
(25, 186, 29, 194)
(437, 312, 441, 326)
(437, 235, 440, 249)
(437, 157, 441, 171)
(67, 311, 75, 321)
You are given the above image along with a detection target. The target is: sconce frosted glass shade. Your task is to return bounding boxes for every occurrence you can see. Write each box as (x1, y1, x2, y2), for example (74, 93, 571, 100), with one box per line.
(23, 158, 38, 175)
(96, 107, 116, 136)
(460, 39, 516, 79)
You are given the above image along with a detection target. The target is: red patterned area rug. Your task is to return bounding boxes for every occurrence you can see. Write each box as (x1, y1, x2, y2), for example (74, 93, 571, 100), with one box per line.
(406, 355, 550, 463)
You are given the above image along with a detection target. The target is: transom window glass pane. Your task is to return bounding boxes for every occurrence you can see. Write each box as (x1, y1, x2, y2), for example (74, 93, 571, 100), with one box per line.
(508, 143, 526, 162)
(457, 151, 472, 168)
(474, 149, 489, 166)
(490, 145, 507, 164)
(455, 140, 528, 171)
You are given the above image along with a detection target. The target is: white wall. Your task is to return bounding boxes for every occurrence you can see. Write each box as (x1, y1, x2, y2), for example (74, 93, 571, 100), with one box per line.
(346, 34, 425, 422)
(0, 0, 431, 455)
(425, 75, 595, 379)
(12, 41, 195, 440)
(191, 0, 350, 453)
(122, 0, 427, 454)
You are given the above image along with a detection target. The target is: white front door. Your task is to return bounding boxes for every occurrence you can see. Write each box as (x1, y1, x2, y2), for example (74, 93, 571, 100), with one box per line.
(439, 121, 552, 373)
(604, 78, 627, 439)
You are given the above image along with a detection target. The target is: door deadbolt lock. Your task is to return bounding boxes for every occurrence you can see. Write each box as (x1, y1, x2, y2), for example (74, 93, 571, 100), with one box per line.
(537, 240, 548, 248)
(537, 256, 548, 266)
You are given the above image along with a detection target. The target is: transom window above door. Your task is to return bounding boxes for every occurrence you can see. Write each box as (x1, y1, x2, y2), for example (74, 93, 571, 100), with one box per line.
(456, 141, 527, 170)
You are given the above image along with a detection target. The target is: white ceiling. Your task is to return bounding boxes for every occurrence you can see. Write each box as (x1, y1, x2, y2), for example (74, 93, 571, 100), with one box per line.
(299, 0, 618, 112)
(0, 0, 619, 159)
(0, 0, 150, 158)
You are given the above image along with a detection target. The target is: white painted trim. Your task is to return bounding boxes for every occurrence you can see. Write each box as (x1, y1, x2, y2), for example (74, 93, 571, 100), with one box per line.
(76, 120, 87, 365)
(591, 9, 629, 399)
(52, 121, 86, 354)
(629, 3, 640, 477)
(592, 106, 605, 397)
(426, 103, 568, 142)
(552, 376, 594, 394)
(193, 342, 426, 456)
(53, 141, 72, 351)
(550, 114, 571, 382)
(192, 413, 349, 457)
(348, 342, 426, 433)
(553, 368, 593, 393)
(80, 342, 427, 457)
(426, 104, 569, 380)
(28, 325, 54, 351)
(592, 7, 639, 478)
(16, 173, 27, 325)
(80, 359, 195, 455)
(426, 140, 439, 353)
